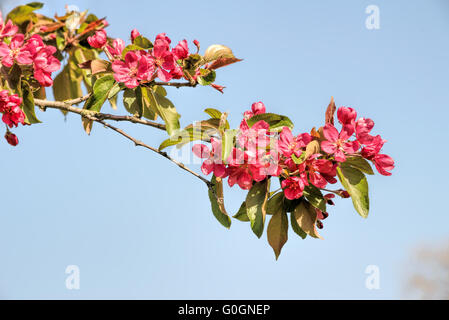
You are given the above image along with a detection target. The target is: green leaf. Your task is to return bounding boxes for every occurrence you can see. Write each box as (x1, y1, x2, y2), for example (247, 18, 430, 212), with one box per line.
(222, 129, 237, 162)
(266, 192, 284, 215)
(6, 2, 43, 25)
(133, 36, 153, 49)
(336, 164, 370, 218)
(53, 63, 83, 111)
(246, 113, 294, 132)
(123, 87, 144, 117)
(204, 108, 223, 119)
(83, 75, 116, 112)
(20, 81, 41, 124)
(140, 86, 157, 120)
(233, 202, 249, 222)
(122, 44, 145, 58)
(290, 210, 307, 239)
(303, 185, 326, 212)
(267, 209, 288, 260)
(197, 69, 216, 86)
(345, 156, 375, 175)
(208, 176, 231, 229)
(158, 126, 213, 150)
(292, 201, 322, 239)
(246, 179, 270, 238)
(148, 88, 180, 136)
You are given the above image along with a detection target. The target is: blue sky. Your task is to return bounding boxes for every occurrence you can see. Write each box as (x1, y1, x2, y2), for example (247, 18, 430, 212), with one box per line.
(0, 0, 448, 299)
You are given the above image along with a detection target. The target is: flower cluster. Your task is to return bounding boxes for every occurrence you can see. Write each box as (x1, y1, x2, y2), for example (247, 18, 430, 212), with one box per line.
(88, 28, 195, 89)
(0, 90, 25, 146)
(0, 14, 61, 87)
(193, 102, 395, 205)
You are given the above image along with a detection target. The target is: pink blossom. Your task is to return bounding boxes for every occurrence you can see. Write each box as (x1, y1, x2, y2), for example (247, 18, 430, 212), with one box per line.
(0, 93, 25, 128)
(131, 29, 140, 42)
(361, 135, 385, 159)
(0, 15, 18, 39)
(320, 123, 359, 162)
(192, 138, 227, 178)
(173, 39, 189, 60)
(372, 154, 395, 176)
(152, 34, 176, 82)
(0, 34, 33, 67)
(4, 131, 18, 146)
(237, 120, 271, 155)
(87, 29, 107, 48)
(112, 51, 154, 88)
(33, 46, 61, 87)
(304, 156, 337, 188)
(337, 107, 357, 125)
(278, 127, 312, 158)
(281, 174, 309, 200)
(106, 38, 125, 59)
(355, 117, 375, 144)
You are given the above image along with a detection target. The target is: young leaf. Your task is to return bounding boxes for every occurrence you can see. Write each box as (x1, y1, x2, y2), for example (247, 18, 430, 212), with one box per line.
(247, 113, 294, 132)
(83, 74, 115, 112)
(21, 81, 41, 124)
(221, 129, 237, 162)
(303, 185, 326, 212)
(267, 209, 288, 260)
(246, 179, 270, 238)
(290, 210, 307, 239)
(208, 176, 231, 229)
(292, 201, 322, 239)
(266, 192, 284, 215)
(197, 69, 216, 86)
(336, 164, 370, 218)
(304, 140, 320, 159)
(345, 156, 375, 175)
(325, 96, 336, 125)
(203, 44, 235, 63)
(204, 108, 223, 119)
(133, 35, 153, 49)
(148, 88, 180, 136)
(233, 202, 249, 222)
(6, 2, 43, 25)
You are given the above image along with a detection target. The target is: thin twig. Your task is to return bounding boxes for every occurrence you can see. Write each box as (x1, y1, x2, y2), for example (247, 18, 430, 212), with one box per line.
(34, 96, 166, 131)
(152, 81, 196, 88)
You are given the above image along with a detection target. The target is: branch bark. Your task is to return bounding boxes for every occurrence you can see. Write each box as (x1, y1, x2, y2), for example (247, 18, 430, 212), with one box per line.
(34, 96, 166, 131)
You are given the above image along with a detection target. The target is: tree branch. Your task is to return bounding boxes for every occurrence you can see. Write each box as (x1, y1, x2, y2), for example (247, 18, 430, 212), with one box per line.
(152, 81, 196, 88)
(34, 96, 166, 131)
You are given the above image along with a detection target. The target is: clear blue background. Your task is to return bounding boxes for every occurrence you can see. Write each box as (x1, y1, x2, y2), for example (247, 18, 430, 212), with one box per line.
(0, 0, 448, 299)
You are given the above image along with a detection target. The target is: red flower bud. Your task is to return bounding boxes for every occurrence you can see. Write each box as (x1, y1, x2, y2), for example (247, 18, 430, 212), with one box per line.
(131, 29, 140, 42)
(4, 131, 18, 146)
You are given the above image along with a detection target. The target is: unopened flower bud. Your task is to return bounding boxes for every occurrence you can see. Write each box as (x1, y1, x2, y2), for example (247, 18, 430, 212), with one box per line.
(131, 29, 140, 42)
(4, 131, 18, 146)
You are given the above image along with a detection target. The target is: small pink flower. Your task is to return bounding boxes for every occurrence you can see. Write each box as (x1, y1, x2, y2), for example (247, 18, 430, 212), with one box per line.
(112, 51, 154, 88)
(152, 34, 176, 82)
(361, 135, 385, 159)
(130, 29, 140, 42)
(87, 29, 107, 48)
(1, 94, 25, 128)
(281, 174, 308, 200)
(33, 46, 61, 87)
(106, 38, 125, 59)
(355, 117, 375, 144)
(0, 13, 18, 38)
(0, 34, 33, 67)
(251, 101, 266, 115)
(337, 107, 357, 125)
(173, 39, 189, 60)
(4, 131, 18, 146)
(237, 120, 271, 155)
(192, 138, 227, 178)
(303, 155, 337, 189)
(372, 154, 395, 176)
(321, 123, 359, 162)
(278, 127, 312, 158)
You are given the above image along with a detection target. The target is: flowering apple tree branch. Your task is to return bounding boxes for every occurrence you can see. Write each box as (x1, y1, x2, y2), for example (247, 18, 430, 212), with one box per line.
(0, 3, 395, 259)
